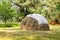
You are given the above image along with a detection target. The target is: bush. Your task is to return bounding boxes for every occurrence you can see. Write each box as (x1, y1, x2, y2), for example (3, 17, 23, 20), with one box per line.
(5, 23, 13, 27)
(0, 24, 6, 27)
(0, 22, 20, 27)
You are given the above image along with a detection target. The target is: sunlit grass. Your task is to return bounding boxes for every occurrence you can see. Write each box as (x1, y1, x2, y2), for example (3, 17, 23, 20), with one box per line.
(50, 24, 60, 29)
(0, 25, 60, 40)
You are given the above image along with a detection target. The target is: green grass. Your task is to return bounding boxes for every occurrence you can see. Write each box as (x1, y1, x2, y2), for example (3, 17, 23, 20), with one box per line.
(0, 25, 60, 40)
(50, 24, 60, 29)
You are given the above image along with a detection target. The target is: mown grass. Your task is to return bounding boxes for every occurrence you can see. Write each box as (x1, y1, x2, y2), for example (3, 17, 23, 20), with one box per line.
(0, 25, 60, 40)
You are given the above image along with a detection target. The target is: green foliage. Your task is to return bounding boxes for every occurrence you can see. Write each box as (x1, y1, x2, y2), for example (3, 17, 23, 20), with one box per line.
(0, 23, 12, 27)
(0, 0, 15, 24)
(0, 24, 6, 27)
(0, 22, 20, 27)
(0, 0, 60, 27)
(12, 0, 60, 23)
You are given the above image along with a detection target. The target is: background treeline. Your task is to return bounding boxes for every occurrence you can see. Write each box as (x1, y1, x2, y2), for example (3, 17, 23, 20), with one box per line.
(0, 0, 60, 27)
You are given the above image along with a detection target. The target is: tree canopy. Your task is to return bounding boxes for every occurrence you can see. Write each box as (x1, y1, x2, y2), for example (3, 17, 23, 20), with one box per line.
(11, 0, 60, 23)
(0, 0, 60, 27)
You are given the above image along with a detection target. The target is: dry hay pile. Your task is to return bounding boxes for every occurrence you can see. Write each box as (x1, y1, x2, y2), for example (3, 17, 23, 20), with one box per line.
(20, 14, 50, 31)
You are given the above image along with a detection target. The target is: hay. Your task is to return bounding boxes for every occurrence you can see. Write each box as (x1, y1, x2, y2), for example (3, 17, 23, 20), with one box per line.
(20, 14, 50, 31)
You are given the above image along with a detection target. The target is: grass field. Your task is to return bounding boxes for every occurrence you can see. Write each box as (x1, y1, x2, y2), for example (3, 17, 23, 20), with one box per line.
(0, 25, 60, 40)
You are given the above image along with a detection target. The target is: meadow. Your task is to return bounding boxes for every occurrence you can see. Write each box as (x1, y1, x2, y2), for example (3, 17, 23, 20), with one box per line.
(0, 0, 60, 40)
(0, 25, 60, 40)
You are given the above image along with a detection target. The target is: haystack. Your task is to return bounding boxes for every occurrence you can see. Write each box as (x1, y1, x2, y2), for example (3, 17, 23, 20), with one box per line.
(20, 14, 50, 31)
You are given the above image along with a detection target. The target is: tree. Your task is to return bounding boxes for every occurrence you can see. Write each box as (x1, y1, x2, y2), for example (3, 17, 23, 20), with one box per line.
(11, 0, 60, 23)
(0, 0, 15, 25)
